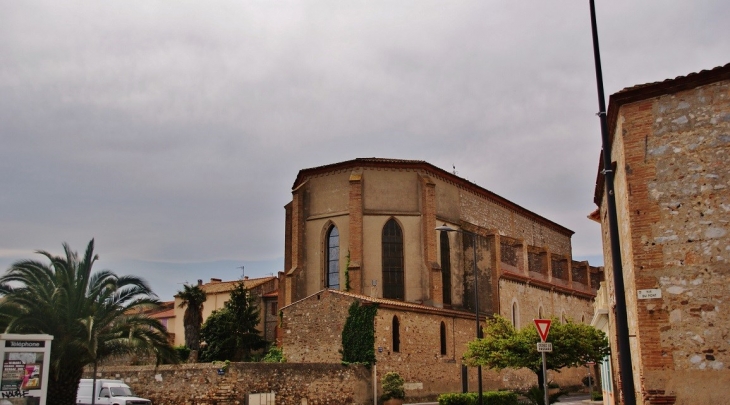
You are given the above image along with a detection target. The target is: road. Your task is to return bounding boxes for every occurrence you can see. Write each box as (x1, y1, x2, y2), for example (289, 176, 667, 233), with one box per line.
(405, 392, 596, 405)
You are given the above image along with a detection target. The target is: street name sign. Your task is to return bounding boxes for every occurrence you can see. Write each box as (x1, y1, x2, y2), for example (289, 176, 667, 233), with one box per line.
(638, 289, 662, 300)
(537, 342, 553, 352)
(534, 319, 552, 342)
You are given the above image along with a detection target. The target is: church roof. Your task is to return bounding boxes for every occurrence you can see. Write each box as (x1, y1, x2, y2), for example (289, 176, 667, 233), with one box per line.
(293, 157, 574, 236)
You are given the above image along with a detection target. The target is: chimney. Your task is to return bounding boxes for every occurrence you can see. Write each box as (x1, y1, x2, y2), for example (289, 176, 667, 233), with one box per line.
(197, 279, 203, 286)
(210, 278, 222, 284)
(244, 276, 249, 280)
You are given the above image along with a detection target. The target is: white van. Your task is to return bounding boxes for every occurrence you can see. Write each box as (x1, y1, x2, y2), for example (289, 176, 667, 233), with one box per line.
(76, 379, 151, 405)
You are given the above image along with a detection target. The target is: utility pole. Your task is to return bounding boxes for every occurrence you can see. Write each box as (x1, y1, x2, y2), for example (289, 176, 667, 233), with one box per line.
(588, 1, 637, 404)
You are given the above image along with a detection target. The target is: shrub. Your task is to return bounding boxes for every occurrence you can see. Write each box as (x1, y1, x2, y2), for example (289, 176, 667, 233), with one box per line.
(262, 346, 286, 363)
(380, 372, 405, 401)
(174, 345, 191, 362)
(591, 391, 603, 401)
(438, 391, 518, 405)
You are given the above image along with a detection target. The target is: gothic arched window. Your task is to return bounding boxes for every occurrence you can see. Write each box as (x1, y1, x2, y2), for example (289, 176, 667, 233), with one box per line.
(440, 321, 447, 355)
(440, 231, 452, 305)
(326, 225, 340, 289)
(382, 219, 404, 300)
(392, 316, 401, 353)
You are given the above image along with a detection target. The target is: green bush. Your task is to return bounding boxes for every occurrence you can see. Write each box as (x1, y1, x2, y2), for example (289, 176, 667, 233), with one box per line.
(438, 391, 518, 405)
(174, 345, 191, 362)
(262, 346, 286, 363)
(380, 372, 405, 401)
(591, 391, 603, 401)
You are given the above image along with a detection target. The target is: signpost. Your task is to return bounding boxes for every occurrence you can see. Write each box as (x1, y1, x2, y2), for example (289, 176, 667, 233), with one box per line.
(534, 320, 552, 405)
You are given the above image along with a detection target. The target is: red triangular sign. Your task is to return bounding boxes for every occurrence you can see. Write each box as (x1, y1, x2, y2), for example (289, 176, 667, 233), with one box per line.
(534, 319, 551, 342)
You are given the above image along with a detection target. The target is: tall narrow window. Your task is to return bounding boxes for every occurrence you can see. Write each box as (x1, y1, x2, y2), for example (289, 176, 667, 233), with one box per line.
(538, 306, 544, 319)
(382, 219, 404, 300)
(440, 322, 447, 355)
(440, 231, 452, 305)
(392, 316, 400, 353)
(326, 225, 340, 289)
(512, 301, 519, 328)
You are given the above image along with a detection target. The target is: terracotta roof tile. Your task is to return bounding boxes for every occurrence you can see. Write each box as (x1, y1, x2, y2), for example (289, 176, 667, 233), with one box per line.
(149, 308, 175, 319)
(201, 276, 276, 294)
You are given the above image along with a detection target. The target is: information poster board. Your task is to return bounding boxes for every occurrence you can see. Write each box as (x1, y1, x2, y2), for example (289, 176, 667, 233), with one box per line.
(0, 335, 53, 405)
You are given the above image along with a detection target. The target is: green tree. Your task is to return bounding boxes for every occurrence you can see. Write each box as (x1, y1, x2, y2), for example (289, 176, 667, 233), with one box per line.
(177, 283, 206, 359)
(0, 240, 177, 405)
(199, 281, 265, 362)
(463, 315, 609, 389)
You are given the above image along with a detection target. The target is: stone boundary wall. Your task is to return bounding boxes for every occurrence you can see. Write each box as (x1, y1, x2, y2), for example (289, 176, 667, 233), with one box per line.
(84, 362, 372, 405)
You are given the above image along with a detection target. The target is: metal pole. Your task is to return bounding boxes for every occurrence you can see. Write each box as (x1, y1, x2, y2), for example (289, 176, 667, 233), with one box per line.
(542, 352, 548, 405)
(588, 1, 636, 404)
(373, 364, 377, 405)
(470, 231, 483, 405)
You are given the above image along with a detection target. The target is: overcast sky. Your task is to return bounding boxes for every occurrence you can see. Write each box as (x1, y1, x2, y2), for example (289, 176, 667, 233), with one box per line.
(2, 1, 728, 300)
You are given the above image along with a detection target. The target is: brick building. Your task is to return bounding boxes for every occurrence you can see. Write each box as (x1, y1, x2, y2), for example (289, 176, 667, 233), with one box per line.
(593, 63, 730, 404)
(279, 158, 603, 399)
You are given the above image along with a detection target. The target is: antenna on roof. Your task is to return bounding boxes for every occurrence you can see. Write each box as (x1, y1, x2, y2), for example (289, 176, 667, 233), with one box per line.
(237, 265, 245, 280)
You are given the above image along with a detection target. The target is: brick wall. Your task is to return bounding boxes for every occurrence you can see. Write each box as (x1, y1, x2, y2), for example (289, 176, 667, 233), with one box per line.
(85, 362, 371, 405)
(600, 72, 730, 404)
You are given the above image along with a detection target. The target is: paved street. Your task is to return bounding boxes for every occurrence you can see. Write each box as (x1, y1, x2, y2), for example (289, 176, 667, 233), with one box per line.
(557, 392, 595, 403)
(406, 392, 596, 405)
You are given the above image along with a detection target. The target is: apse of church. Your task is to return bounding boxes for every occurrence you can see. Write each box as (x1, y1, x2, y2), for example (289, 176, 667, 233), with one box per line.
(280, 158, 601, 318)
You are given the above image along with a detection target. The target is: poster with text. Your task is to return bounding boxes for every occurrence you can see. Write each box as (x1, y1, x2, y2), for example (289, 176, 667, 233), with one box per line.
(1, 352, 43, 393)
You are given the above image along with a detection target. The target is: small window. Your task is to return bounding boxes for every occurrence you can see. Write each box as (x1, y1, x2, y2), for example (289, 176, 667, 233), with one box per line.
(392, 316, 400, 353)
(99, 388, 110, 398)
(511, 301, 519, 328)
(270, 302, 278, 314)
(538, 306, 544, 319)
(561, 312, 567, 324)
(440, 322, 447, 355)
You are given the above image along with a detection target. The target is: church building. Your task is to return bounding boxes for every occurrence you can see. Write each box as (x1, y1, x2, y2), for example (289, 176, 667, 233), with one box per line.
(278, 158, 602, 399)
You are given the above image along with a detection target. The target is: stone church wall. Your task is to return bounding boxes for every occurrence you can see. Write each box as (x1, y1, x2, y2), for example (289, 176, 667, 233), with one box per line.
(498, 278, 595, 327)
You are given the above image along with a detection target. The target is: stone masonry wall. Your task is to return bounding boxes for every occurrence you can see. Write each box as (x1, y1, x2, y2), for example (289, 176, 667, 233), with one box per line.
(85, 362, 371, 405)
(282, 290, 588, 402)
(498, 278, 595, 328)
(281, 290, 350, 363)
(603, 77, 730, 404)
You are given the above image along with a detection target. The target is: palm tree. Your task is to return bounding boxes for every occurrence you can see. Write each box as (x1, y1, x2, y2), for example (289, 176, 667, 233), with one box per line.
(0, 240, 177, 405)
(177, 283, 206, 361)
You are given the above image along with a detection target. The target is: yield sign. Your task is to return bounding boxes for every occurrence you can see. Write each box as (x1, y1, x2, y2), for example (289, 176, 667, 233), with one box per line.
(534, 319, 552, 342)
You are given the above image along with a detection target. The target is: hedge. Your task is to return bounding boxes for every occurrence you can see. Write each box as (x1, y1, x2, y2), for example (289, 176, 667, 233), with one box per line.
(438, 391, 518, 405)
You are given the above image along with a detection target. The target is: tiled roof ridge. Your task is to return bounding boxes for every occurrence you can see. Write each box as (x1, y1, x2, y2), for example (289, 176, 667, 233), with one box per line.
(614, 62, 730, 96)
(200, 276, 276, 293)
